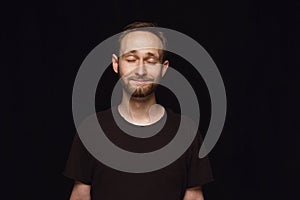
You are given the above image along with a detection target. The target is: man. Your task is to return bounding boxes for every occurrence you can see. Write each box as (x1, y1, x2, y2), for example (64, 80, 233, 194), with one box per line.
(64, 21, 213, 200)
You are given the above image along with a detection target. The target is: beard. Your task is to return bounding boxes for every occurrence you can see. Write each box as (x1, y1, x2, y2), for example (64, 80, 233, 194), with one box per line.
(124, 82, 158, 98)
(118, 72, 160, 98)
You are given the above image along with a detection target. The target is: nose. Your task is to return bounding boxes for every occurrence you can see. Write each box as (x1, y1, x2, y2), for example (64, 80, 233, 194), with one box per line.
(135, 59, 147, 76)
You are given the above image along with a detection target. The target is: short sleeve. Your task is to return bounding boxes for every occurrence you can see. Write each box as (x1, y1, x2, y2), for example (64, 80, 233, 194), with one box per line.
(63, 133, 95, 185)
(186, 132, 214, 188)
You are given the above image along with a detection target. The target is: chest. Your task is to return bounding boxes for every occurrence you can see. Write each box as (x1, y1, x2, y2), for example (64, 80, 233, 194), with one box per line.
(91, 156, 188, 199)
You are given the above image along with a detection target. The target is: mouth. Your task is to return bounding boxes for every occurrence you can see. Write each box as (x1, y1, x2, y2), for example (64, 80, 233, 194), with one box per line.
(130, 78, 153, 85)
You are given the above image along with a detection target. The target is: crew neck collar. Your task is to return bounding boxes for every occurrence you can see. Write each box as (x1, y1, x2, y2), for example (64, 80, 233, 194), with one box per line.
(110, 106, 168, 138)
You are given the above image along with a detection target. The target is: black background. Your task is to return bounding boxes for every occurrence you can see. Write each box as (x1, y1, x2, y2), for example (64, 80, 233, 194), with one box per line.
(3, 0, 299, 199)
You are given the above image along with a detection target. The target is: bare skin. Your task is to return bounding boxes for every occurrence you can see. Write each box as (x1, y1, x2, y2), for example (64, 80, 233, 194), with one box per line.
(70, 181, 204, 200)
(69, 31, 205, 200)
(69, 181, 91, 200)
(183, 187, 205, 200)
(112, 31, 169, 126)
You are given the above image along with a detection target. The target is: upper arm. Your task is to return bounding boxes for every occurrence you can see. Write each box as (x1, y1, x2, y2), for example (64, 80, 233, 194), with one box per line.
(69, 181, 91, 200)
(183, 187, 204, 200)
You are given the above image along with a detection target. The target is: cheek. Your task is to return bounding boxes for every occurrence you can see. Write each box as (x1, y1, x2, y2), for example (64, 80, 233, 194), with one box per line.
(118, 62, 135, 75)
(117, 64, 128, 76)
(119, 67, 131, 77)
(148, 67, 162, 76)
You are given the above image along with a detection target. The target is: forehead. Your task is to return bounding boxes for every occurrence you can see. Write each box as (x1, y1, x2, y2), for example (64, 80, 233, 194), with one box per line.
(120, 31, 163, 55)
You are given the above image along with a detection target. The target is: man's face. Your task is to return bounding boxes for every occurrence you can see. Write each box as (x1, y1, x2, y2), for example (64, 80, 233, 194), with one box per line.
(112, 31, 169, 98)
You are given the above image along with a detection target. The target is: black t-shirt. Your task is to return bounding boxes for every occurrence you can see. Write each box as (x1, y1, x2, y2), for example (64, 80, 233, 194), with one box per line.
(63, 107, 213, 200)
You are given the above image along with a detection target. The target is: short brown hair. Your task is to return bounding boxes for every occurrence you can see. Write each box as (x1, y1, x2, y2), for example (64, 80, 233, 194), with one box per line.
(118, 21, 167, 62)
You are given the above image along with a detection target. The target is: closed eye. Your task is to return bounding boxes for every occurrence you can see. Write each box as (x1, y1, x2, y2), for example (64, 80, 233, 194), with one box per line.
(146, 58, 158, 64)
(125, 55, 137, 63)
(126, 59, 137, 63)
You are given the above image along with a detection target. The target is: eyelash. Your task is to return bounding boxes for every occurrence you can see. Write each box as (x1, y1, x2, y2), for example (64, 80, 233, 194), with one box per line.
(147, 60, 157, 64)
(125, 58, 157, 64)
(126, 59, 136, 63)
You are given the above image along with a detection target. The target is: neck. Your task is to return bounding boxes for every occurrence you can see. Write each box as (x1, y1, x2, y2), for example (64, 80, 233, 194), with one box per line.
(118, 90, 164, 126)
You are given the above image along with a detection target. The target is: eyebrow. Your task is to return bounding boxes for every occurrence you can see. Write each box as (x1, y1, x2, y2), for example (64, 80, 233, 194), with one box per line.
(122, 50, 158, 58)
(145, 52, 157, 57)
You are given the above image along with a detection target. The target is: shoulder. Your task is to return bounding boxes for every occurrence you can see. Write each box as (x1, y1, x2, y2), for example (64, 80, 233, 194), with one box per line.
(96, 107, 113, 117)
(165, 107, 199, 132)
(95, 107, 115, 123)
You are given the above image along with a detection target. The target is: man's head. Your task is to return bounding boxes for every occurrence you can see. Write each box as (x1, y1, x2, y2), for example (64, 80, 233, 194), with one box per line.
(112, 22, 169, 98)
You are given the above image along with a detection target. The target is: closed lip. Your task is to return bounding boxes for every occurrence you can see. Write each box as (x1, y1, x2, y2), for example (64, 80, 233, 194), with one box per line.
(130, 78, 152, 82)
(131, 79, 151, 84)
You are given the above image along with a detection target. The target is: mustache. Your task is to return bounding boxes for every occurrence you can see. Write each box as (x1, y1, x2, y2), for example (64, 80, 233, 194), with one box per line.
(128, 76, 154, 81)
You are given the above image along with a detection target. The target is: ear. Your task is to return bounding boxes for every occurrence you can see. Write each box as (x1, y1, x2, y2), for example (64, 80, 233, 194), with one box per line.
(161, 60, 169, 77)
(112, 54, 119, 73)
